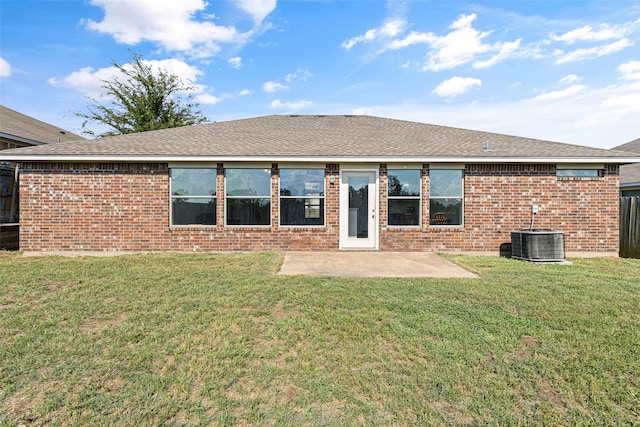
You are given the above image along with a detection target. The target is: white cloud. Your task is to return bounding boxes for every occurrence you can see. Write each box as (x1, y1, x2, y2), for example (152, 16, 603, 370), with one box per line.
(269, 99, 312, 110)
(263, 80, 289, 93)
(400, 60, 419, 69)
(196, 93, 224, 105)
(0, 57, 11, 78)
(342, 18, 407, 50)
(601, 92, 640, 112)
(234, 0, 277, 25)
(583, 86, 640, 126)
(432, 77, 482, 98)
(528, 84, 588, 102)
(262, 69, 311, 94)
(550, 24, 627, 44)
(619, 60, 640, 80)
(48, 58, 204, 99)
(555, 38, 633, 64)
(473, 39, 521, 69)
(559, 74, 583, 85)
(387, 30, 434, 50)
(228, 56, 243, 69)
(285, 68, 313, 83)
(84, 0, 252, 58)
(421, 14, 493, 71)
(340, 82, 640, 148)
(238, 89, 253, 96)
(48, 66, 115, 98)
(387, 14, 521, 71)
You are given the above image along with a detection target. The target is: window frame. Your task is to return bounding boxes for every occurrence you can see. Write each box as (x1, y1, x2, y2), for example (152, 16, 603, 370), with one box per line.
(279, 167, 326, 227)
(224, 167, 272, 227)
(169, 167, 217, 227)
(556, 164, 604, 178)
(387, 168, 421, 227)
(429, 165, 464, 227)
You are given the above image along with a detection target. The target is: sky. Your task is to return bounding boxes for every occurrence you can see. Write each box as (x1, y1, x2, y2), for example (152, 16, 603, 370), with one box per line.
(1, 0, 639, 149)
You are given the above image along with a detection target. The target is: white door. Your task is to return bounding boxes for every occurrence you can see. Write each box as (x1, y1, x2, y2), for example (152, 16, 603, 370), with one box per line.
(340, 170, 378, 249)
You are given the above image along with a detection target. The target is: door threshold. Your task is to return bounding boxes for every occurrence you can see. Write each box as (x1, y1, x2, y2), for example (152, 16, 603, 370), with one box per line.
(339, 248, 380, 251)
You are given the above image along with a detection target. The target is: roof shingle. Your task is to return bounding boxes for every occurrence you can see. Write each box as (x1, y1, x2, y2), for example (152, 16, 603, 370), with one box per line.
(1, 115, 638, 162)
(614, 138, 640, 186)
(0, 105, 84, 145)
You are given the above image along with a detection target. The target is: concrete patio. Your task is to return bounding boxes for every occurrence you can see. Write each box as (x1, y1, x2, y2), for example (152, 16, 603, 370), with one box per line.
(278, 252, 478, 278)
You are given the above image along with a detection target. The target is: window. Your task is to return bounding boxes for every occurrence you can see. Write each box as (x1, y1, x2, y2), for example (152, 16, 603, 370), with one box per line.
(557, 164, 603, 178)
(280, 168, 325, 226)
(557, 169, 601, 177)
(170, 168, 217, 226)
(429, 169, 463, 226)
(225, 168, 271, 225)
(387, 169, 420, 226)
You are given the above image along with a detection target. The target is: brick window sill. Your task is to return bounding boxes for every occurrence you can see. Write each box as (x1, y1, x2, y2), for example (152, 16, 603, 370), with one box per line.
(426, 225, 465, 232)
(279, 226, 326, 231)
(557, 177, 603, 181)
(384, 226, 422, 231)
(170, 225, 218, 230)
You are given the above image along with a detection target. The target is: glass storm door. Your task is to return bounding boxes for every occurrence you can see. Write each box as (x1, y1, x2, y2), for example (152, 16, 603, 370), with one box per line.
(340, 171, 378, 249)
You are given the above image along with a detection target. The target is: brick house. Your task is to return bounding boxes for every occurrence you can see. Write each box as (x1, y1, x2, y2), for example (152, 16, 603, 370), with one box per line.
(0, 105, 84, 150)
(1, 115, 638, 255)
(1, 105, 85, 248)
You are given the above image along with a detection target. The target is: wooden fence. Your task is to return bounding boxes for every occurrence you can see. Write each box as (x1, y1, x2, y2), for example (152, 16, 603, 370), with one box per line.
(620, 196, 640, 258)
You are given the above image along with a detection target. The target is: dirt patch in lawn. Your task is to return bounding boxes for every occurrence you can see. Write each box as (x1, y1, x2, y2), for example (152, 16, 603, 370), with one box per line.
(81, 312, 128, 334)
(5, 381, 65, 425)
(271, 300, 300, 319)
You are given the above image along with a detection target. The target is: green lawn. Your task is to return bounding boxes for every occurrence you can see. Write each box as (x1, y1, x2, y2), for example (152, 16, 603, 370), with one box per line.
(0, 252, 638, 426)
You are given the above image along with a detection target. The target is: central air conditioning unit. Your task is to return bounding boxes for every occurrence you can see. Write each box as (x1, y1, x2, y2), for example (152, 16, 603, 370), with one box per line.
(511, 230, 565, 262)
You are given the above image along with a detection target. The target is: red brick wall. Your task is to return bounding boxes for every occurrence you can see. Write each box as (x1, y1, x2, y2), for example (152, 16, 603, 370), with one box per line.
(18, 162, 619, 254)
(380, 164, 620, 253)
(19, 163, 170, 252)
(18, 162, 341, 252)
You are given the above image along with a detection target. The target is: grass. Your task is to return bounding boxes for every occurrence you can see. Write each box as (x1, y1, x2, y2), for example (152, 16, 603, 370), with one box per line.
(0, 252, 638, 426)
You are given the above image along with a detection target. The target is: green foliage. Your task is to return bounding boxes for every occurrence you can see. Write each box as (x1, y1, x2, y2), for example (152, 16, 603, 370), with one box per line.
(77, 53, 208, 137)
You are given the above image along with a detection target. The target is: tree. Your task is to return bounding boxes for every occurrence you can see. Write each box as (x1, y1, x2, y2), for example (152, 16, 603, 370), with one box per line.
(78, 53, 208, 137)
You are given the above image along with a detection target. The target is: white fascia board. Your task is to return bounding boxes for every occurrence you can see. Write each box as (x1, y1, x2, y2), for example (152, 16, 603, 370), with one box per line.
(620, 181, 640, 188)
(3, 155, 640, 164)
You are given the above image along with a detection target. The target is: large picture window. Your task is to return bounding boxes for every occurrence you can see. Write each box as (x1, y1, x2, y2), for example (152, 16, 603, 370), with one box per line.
(429, 169, 463, 226)
(387, 169, 420, 226)
(225, 168, 271, 226)
(170, 168, 217, 226)
(280, 168, 325, 226)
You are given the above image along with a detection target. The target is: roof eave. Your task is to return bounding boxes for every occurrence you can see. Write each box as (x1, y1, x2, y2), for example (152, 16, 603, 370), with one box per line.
(2, 154, 640, 163)
(0, 132, 47, 146)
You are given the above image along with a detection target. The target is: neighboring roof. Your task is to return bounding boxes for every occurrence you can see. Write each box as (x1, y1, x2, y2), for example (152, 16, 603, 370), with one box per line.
(614, 138, 640, 154)
(1, 115, 639, 164)
(614, 138, 640, 188)
(0, 105, 84, 146)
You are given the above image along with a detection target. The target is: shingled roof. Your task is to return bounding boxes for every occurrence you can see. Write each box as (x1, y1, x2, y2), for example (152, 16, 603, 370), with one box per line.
(614, 138, 640, 187)
(0, 105, 84, 146)
(1, 115, 638, 163)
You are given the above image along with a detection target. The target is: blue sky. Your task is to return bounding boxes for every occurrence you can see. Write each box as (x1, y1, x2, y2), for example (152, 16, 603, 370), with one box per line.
(1, 0, 639, 148)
